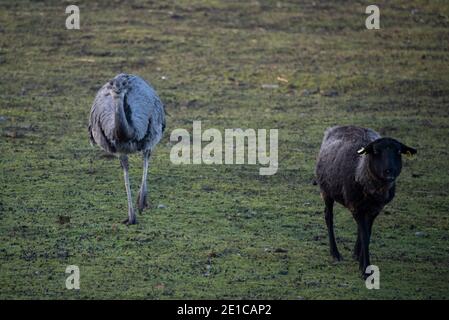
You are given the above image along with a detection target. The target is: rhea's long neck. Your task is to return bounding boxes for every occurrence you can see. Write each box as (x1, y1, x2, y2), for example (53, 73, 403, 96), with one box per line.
(113, 94, 134, 141)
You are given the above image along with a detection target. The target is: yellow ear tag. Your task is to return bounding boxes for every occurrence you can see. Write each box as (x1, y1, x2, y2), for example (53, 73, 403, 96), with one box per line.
(406, 151, 413, 158)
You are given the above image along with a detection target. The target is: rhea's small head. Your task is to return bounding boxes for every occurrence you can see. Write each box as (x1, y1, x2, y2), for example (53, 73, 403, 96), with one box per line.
(357, 137, 417, 183)
(107, 74, 130, 98)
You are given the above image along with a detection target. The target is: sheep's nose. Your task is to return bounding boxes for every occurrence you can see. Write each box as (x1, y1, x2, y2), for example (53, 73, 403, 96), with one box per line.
(384, 169, 395, 181)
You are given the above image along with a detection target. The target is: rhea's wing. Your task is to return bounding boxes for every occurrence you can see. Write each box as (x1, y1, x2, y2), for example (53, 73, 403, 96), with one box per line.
(126, 75, 165, 142)
(88, 85, 117, 153)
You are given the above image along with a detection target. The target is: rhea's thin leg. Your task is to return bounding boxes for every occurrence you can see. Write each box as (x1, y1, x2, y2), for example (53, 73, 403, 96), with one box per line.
(120, 155, 136, 225)
(137, 150, 151, 212)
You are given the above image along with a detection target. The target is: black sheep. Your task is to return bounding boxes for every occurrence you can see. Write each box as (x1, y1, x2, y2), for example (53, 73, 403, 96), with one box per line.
(315, 125, 417, 278)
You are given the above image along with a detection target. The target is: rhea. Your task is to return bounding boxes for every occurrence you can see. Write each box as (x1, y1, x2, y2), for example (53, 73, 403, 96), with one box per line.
(88, 73, 166, 225)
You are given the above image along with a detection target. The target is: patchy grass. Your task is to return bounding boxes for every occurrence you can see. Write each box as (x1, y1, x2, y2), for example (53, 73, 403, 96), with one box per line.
(0, 0, 448, 299)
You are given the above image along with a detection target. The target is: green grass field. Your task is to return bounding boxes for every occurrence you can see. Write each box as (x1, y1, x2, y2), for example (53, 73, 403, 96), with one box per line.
(0, 0, 448, 299)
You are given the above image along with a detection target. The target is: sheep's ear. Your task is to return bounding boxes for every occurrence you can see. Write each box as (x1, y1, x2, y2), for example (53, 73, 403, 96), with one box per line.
(357, 142, 374, 155)
(400, 143, 417, 157)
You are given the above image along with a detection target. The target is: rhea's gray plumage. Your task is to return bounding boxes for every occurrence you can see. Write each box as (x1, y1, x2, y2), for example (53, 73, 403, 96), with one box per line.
(88, 73, 165, 225)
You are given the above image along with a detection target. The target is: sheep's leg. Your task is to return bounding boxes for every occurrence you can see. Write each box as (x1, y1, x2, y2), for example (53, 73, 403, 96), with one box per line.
(137, 150, 151, 212)
(363, 214, 376, 262)
(324, 196, 341, 261)
(356, 215, 371, 278)
(354, 214, 376, 260)
(353, 232, 361, 260)
(367, 216, 374, 240)
(120, 155, 137, 225)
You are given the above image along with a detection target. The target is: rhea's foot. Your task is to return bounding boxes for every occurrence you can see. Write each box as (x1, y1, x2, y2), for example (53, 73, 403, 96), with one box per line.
(136, 190, 148, 213)
(122, 210, 137, 225)
(122, 217, 137, 225)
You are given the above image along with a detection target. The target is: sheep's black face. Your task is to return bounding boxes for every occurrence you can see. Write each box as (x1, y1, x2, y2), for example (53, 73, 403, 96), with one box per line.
(358, 138, 417, 183)
(369, 139, 403, 182)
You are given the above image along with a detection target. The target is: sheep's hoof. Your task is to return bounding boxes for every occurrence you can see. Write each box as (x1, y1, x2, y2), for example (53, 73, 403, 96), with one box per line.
(331, 251, 343, 262)
(359, 262, 371, 278)
(333, 255, 343, 262)
(361, 272, 370, 280)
